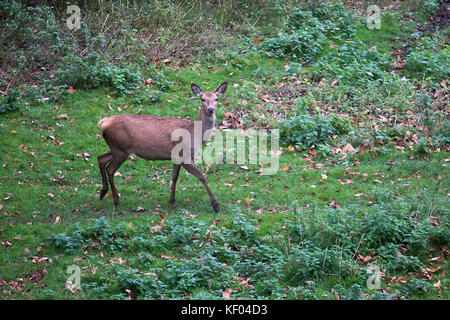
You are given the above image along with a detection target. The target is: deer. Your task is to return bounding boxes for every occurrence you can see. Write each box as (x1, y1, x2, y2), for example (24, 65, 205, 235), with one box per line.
(97, 82, 228, 212)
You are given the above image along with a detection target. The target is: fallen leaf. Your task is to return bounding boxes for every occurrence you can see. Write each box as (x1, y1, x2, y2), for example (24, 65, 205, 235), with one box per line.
(66, 87, 76, 94)
(37, 257, 52, 264)
(428, 216, 440, 226)
(109, 257, 126, 265)
(2, 240, 12, 247)
(56, 114, 69, 120)
(328, 199, 340, 208)
(357, 254, 372, 264)
(428, 256, 443, 263)
(426, 266, 441, 273)
(342, 143, 356, 153)
(76, 152, 90, 161)
(234, 276, 255, 289)
(222, 288, 232, 299)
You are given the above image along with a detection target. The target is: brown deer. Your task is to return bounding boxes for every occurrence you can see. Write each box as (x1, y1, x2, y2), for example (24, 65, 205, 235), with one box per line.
(97, 82, 227, 212)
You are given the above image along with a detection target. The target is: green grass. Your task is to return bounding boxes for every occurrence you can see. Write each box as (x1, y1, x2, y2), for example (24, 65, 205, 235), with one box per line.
(1, 0, 448, 300)
(1, 69, 448, 299)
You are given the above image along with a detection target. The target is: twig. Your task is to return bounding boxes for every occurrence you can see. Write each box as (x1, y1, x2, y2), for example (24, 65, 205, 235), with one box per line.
(351, 233, 365, 262)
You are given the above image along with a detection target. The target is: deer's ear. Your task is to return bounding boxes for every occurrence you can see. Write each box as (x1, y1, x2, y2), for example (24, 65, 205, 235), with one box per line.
(191, 83, 202, 97)
(215, 82, 228, 96)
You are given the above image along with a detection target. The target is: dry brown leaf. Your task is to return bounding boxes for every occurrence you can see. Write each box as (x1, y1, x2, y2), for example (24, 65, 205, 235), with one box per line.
(222, 288, 232, 299)
(76, 152, 90, 161)
(426, 266, 441, 273)
(66, 87, 76, 94)
(329, 199, 340, 208)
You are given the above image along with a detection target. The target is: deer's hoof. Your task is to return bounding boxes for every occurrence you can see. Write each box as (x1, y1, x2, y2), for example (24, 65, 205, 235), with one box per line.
(99, 190, 107, 200)
(212, 202, 219, 213)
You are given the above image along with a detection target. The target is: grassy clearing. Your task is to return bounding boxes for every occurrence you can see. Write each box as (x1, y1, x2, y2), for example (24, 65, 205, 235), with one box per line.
(1, 70, 448, 300)
(1, 0, 449, 300)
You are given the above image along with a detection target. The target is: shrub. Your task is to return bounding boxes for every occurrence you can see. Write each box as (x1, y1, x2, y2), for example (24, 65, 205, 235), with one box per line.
(0, 89, 21, 114)
(284, 242, 343, 284)
(263, 1, 358, 62)
(49, 217, 129, 253)
(264, 22, 326, 62)
(280, 113, 352, 149)
(405, 36, 450, 81)
(311, 41, 392, 90)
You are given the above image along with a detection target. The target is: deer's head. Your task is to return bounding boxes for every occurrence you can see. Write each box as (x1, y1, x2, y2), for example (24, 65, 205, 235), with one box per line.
(191, 82, 228, 117)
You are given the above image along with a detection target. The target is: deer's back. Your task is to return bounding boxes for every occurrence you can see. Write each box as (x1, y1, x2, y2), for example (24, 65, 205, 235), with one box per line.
(99, 114, 193, 160)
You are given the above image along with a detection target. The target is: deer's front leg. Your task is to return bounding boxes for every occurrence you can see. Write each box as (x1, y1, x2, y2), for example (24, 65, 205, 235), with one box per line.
(169, 164, 181, 204)
(182, 163, 219, 212)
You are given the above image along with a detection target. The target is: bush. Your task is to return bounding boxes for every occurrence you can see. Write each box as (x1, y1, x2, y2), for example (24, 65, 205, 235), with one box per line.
(280, 113, 352, 149)
(49, 217, 129, 253)
(0, 89, 21, 114)
(283, 241, 345, 285)
(311, 41, 392, 90)
(264, 1, 358, 62)
(406, 41, 450, 81)
(264, 22, 326, 62)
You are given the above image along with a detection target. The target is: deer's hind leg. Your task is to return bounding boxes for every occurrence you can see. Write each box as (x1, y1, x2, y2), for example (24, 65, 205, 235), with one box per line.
(98, 152, 113, 200)
(106, 151, 129, 206)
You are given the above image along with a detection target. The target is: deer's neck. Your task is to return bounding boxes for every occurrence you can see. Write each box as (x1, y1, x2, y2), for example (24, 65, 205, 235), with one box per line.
(197, 109, 216, 139)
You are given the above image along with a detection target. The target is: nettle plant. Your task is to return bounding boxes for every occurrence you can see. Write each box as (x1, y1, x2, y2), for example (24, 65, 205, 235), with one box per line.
(263, 1, 358, 62)
(280, 113, 352, 150)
